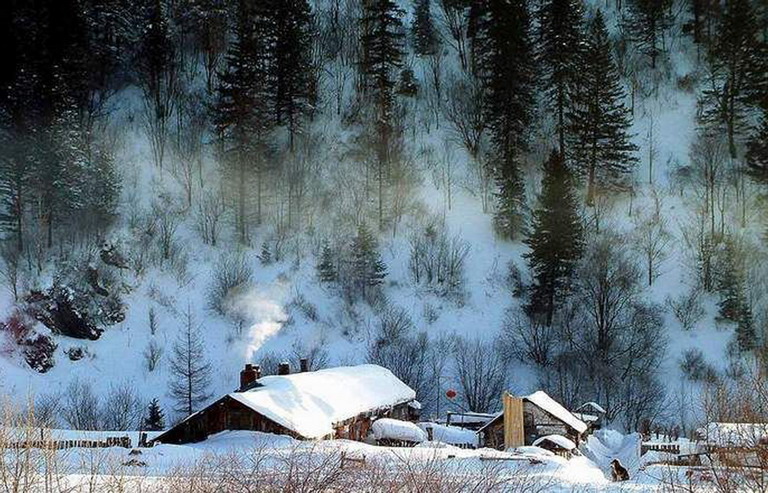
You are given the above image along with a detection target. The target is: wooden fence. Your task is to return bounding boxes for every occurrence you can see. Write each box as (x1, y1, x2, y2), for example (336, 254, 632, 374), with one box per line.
(641, 443, 680, 455)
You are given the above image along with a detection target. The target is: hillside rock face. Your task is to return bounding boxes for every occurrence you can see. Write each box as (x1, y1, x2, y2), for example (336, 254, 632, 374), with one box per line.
(25, 287, 105, 340)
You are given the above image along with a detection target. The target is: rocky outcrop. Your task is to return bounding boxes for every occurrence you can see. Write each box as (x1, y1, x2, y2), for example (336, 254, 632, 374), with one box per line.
(25, 287, 104, 340)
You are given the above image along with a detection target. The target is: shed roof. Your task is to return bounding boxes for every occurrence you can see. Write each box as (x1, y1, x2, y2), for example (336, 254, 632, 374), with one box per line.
(525, 391, 588, 434)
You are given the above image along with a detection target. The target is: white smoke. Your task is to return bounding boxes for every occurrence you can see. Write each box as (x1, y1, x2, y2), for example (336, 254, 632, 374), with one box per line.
(223, 283, 288, 360)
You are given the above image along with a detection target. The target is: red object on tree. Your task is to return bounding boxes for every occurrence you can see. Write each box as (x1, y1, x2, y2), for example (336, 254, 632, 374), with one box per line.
(445, 389, 457, 400)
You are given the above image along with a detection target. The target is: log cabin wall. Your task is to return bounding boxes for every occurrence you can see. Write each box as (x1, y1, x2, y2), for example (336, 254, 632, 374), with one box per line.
(522, 401, 580, 445)
(158, 398, 419, 444)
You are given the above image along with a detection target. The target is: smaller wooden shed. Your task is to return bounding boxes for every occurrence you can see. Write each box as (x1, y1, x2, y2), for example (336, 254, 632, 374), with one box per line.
(478, 391, 588, 450)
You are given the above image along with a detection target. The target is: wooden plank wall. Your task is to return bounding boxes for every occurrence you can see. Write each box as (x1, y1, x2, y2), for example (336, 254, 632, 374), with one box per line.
(503, 393, 524, 449)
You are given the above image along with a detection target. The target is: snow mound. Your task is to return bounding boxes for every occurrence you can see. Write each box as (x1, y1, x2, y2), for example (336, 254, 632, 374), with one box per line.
(512, 445, 556, 457)
(581, 429, 642, 478)
(372, 418, 427, 443)
(533, 434, 577, 450)
(418, 422, 479, 447)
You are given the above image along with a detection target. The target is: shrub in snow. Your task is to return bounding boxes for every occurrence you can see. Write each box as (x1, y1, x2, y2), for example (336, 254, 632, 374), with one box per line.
(144, 339, 164, 372)
(679, 348, 719, 384)
(422, 302, 439, 324)
(62, 379, 102, 430)
(22, 334, 56, 373)
(287, 294, 319, 321)
(408, 221, 469, 298)
(1, 310, 32, 342)
(665, 289, 705, 331)
(207, 252, 254, 316)
(66, 346, 86, 361)
(102, 382, 144, 431)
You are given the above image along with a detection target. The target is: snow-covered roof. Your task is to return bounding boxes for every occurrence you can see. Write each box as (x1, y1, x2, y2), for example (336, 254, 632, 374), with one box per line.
(372, 418, 427, 443)
(533, 434, 577, 450)
(579, 402, 606, 414)
(524, 391, 588, 434)
(228, 364, 416, 439)
(445, 412, 496, 425)
(418, 422, 479, 446)
(697, 422, 768, 448)
(573, 412, 599, 423)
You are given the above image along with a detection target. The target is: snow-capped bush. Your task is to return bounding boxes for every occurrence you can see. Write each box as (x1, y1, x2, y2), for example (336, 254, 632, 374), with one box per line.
(207, 252, 254, 316)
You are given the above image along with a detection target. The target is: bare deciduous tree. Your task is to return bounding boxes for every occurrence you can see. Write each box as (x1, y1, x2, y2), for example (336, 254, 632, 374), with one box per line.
(451, 336, 507, 413)
(102, 382, 144, 431)
(144, 339, 164, 372)
(632, 194, 671, 285)
(437, 0, 469, 71)
(196, 188, 227, 246)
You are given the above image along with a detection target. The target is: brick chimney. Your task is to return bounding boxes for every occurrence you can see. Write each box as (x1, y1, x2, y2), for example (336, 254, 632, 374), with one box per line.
(239, 363, 257, 391)
(278, 362, 290, 375)
(299, 358, 309, 372)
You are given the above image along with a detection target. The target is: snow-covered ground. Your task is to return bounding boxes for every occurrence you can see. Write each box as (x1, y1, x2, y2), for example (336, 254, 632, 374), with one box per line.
(1, 429, 720, 492)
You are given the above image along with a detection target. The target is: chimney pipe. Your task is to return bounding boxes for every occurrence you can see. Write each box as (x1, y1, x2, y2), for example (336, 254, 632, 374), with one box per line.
(239, 363, 257, 391)
(300, 358, 309, 373)
(278, 362, 290, 375)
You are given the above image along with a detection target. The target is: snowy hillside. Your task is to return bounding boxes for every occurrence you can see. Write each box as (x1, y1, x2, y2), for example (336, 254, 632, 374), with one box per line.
(1, 0, 767, 447)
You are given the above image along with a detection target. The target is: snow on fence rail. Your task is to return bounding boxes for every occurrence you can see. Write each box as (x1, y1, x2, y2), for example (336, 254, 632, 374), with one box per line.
(0, 427, 163, 449)
(641, 442, 680, 455)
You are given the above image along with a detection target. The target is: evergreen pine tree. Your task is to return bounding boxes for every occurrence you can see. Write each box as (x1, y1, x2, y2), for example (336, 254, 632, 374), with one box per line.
(475, 0, 536, 240)
(350, 223, 387, 299)
(622, 0, 672, 69)
(715, 237, 746, 322)
(360, 0, 406, 229)
(568, 10, 638, 206)
(737, 303, 756, 352)
(135, 0, 178, 169)
(524, 151, 584, 325)
(412, 0, 437, 56)
(214, 0, 274, 243)
(747, 115, 768, 179)
(538, 0, 585, 154)
(316, 240, 338, 282)
(700, 0, 763, 158)
(143, 398, 166, 431)
(271, 0, 316, 150)
(168, 306, 212, 415)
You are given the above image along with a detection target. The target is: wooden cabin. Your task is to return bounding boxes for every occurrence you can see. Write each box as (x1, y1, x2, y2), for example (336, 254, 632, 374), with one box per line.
(478, 391, 588, 450)
(154, 363, 420, 445)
